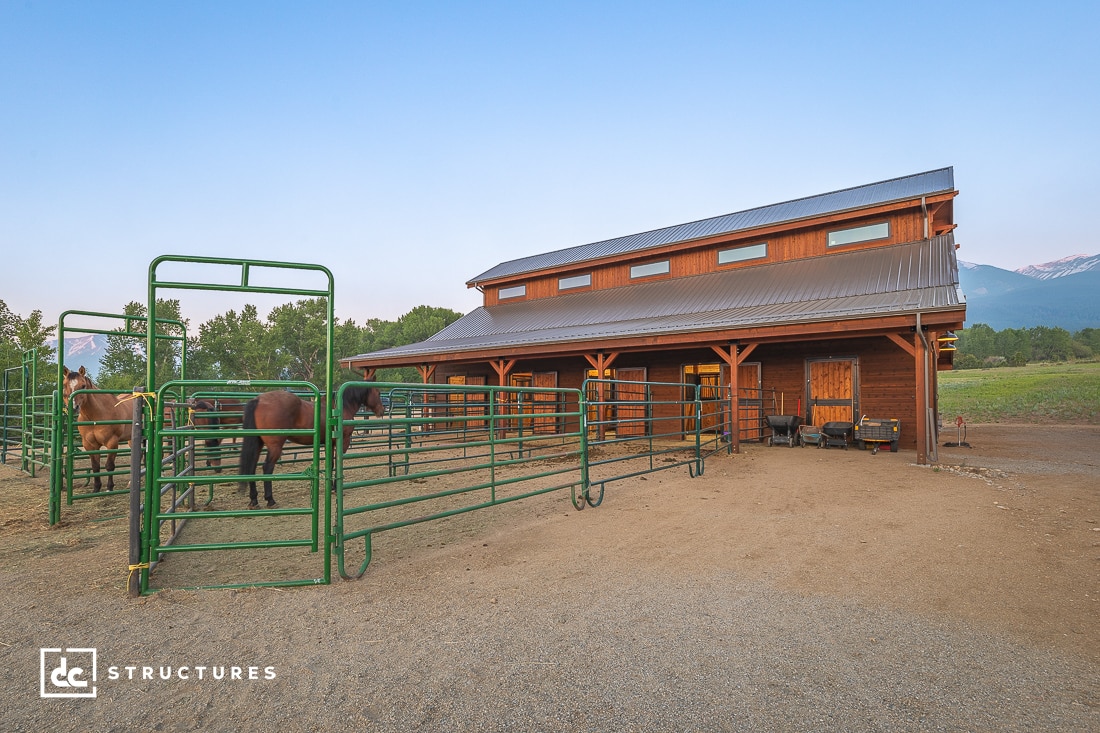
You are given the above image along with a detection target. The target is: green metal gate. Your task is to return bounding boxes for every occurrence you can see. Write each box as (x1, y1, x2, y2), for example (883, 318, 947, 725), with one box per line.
(133, 256, 336, 593)
(50, 310, 187, 525)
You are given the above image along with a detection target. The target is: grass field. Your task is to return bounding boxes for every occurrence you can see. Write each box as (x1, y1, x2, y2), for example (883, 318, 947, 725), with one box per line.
(938, 361, 1100, 424)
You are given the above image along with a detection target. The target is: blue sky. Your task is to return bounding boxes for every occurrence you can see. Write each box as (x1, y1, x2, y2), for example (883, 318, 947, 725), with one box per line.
(2, 1, 1097, 330)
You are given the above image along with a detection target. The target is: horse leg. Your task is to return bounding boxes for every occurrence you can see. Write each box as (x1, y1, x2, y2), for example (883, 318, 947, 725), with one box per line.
(89, 450, 103, 492)
(104, 435, 121, 491)
(260, 441, 283, 508)
(81, 434, 103, 492)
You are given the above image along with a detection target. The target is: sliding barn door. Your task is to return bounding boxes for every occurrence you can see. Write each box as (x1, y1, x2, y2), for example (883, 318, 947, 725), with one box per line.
(807, 359, 857, 425)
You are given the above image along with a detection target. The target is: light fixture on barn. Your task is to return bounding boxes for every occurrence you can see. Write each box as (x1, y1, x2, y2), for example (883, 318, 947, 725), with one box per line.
(937, 331, 958, 351)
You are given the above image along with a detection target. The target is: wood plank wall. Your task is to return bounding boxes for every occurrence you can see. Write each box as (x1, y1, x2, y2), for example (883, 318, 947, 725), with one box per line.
(485, 209, 929, 306)
(435, 335, 921, 448)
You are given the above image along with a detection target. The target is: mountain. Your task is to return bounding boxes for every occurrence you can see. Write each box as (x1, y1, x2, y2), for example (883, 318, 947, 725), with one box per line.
(1015, 253, 1100, 280)
(958, 255, 1100, 332)
(48, 334, 110, 377)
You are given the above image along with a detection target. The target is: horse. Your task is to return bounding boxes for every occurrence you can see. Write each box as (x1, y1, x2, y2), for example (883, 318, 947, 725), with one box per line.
(189, 398, 246, 473)
(237, 385, 385, 509)
(61, 366, 134, 492)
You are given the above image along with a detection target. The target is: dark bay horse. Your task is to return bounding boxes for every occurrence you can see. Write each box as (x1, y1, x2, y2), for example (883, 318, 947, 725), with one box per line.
(61, 366, 133, 492)
(190, 398, 246, 473)
(238, 385, 385, 508)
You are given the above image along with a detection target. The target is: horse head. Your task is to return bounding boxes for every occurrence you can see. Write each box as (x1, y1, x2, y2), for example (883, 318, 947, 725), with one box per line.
(62, 366, 95, 410)
(365, 385, 385, 417)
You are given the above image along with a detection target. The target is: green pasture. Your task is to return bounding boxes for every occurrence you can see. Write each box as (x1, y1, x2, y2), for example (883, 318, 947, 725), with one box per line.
(938, 361, 1100, 424)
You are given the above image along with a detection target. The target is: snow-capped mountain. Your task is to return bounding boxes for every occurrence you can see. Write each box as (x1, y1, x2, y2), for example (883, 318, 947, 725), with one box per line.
(1015, 254, 1100, 280)
(47, 334, 109, 376)
(957, 254, 1100, 331)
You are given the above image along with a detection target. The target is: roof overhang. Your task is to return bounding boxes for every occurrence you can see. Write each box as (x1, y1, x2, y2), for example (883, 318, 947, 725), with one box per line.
(345, 234, 966, 371)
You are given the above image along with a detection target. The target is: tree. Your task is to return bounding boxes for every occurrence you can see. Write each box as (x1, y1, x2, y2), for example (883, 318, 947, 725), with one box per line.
(191, 305, 279, 380)
(0, 300, 56, 392)
(1075, 328, 1100, 355)
(957, 323, 996, 362)
(267, 298, 335, 383)
(96, 300, 187, 391)
(1029, 326, 1074, 362)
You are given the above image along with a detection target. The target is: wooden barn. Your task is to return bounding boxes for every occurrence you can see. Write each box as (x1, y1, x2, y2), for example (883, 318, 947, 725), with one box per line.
(343, 167, 966, 464)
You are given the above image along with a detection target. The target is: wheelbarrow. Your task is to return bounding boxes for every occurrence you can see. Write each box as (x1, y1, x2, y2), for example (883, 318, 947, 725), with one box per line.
(821, 421, 853, 449)
(798, 423, 824, 447)
(766, 415, 802, 447)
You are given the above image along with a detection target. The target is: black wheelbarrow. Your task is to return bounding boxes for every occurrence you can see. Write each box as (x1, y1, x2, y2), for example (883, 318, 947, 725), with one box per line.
(821, 421, 853, 449)
(766, 415, 802, 447)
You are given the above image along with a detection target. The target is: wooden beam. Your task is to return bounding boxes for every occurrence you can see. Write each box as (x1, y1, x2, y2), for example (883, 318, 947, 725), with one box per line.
(360, 367, 377, 380)
(416, 364, 436, 384)
(914, 332, 929, 465)
(885, 333, 915, 357)
(489, 358, 516, 385)
(583, 351, 619, 373)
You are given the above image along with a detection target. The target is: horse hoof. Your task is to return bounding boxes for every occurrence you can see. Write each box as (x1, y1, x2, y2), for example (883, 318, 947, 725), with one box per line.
(266, 501, 278, 509)
(248, 503, 260, 510)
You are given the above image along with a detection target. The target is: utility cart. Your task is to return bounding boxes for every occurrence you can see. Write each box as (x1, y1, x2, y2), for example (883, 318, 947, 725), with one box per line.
(854, 417, 900, 454)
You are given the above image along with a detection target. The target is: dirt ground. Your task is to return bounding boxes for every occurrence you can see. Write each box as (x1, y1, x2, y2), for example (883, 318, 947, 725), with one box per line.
(1, 424, 1097, 731)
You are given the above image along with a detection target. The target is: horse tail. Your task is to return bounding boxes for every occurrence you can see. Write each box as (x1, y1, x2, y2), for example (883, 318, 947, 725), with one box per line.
(238, 397, 262, 491)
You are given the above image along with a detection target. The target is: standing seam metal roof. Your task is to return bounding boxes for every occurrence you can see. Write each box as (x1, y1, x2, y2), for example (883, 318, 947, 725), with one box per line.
(348, 234, 962, 363)
(467, 167, 955, 286)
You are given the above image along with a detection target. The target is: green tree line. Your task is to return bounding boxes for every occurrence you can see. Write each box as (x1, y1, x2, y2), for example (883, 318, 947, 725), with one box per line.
(0, 298, 463, 392)
(953, 323, 1100, 369)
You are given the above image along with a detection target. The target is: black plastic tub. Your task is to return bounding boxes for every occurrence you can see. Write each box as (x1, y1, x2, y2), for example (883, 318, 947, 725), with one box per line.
(766, 415, 803, 447)
(821, 421, 853, 449)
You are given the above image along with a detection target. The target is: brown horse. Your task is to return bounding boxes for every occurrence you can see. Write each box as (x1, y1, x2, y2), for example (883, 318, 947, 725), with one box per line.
(190, 398, 246, 473)
(237, 385, 385, 508)
(61, 366, 133, 492)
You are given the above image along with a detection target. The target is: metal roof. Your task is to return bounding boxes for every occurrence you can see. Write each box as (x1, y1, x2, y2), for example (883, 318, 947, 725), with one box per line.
(348, 234, 963, 363)
(467, 167, 955, 286)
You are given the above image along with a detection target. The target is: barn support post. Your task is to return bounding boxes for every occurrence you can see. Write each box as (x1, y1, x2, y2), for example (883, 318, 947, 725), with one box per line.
(583, 352, 618, 439)
(416, 364, 436, 384)
(914, 317, 931, 465)
(489, 358, 516, 386)
(710, 343, 757, 453)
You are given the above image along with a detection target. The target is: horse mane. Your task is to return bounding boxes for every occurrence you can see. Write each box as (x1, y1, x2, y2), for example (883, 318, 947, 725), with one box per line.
(340, 384, 375, 409)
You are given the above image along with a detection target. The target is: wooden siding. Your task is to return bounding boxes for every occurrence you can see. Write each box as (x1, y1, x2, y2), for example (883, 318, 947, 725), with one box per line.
(433, 334, 921, 449)
(482, 206, 938, 307)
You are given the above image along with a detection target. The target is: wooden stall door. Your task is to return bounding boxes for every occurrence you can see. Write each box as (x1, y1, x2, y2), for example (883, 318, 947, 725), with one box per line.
(531, 371, 559, 434)
(698, 372, 721, 433)
(807, 359, 856, 425)
(735, 362, 764, 441)
(614, 367, 647, 437)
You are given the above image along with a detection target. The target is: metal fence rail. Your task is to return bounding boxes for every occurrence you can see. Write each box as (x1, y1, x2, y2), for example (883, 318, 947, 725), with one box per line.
(583, 378, 728, 496)
(334, 382, 589, 580)
(137, 380, 326, 593)
(1, 365, 23, 465)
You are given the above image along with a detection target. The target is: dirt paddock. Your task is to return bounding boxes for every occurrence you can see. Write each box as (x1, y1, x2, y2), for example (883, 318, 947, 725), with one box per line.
(1, 424, 1097, 731)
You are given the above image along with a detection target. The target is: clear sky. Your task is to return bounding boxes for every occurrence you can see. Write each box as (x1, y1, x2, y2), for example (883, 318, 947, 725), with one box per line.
(2, 1, 1097, 330)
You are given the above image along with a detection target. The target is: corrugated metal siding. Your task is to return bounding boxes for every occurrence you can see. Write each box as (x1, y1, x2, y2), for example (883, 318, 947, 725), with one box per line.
(467, 167, 955, 285)
(350, 235, 962, 361)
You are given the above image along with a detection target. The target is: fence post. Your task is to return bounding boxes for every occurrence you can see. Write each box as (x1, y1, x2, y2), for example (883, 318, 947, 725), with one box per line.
(127, 390, 145, 597)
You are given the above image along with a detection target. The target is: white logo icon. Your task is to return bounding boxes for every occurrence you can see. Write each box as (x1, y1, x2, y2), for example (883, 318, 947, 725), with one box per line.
(40, 648, 97, 698)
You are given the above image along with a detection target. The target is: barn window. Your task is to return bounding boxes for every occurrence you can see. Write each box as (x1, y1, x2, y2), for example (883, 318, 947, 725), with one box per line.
(718, 242, 767, 265)
(827, 221, 890, 247)
(630, 260, 670, 279)
(558, 273, 592, 291)
(498, 284, 526, 299)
